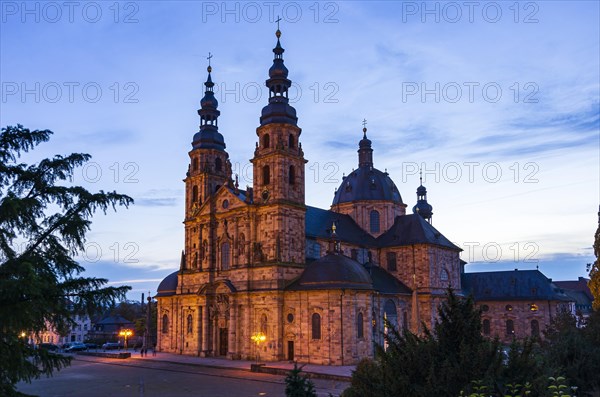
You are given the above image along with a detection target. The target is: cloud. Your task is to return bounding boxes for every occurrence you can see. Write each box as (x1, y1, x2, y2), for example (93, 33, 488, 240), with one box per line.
(135, 197, 178, 207)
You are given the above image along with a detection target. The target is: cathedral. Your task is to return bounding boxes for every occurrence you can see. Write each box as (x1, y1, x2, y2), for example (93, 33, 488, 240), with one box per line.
(155, 28, 574, 365)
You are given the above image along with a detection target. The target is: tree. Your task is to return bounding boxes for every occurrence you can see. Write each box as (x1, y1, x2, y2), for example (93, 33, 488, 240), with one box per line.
(342, 289, 501, 397)
(285, 363, 317, 397)
(0, 125, 132, 396)
(588, 206, 600, 310)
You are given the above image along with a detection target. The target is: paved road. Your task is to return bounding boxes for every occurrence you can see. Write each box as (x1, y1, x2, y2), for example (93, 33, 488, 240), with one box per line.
(17, 356, 349, 397)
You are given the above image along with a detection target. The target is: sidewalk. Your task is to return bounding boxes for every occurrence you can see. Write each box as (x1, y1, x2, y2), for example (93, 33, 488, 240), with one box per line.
(125, 351, 354, 381)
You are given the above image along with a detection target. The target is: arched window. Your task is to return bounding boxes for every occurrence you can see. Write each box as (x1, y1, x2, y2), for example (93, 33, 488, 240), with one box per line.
(531, 320, 539, 337)
(506, 319, 514, 336)
(384, 300, 397, 328)
(288, 165, 295, 185)
(370, 210, 380, 233)
(215, 157, 222, 172)
(262, 134, 270, 148)
(162, 314, 169, 334)
(221, 241, 230, 270)
(357, 312, 364, 339)
(483, 319, 491, 335)
(386, 252, 397, 271)
(192, 158, 198, 171)
(289, 134, 295, 148)
(187, 314, 193, 334)
(192, 185, 198, 203)
(440, 269, 449, 281)
(260, 314, 268, 336)
(311, 313, 321, 340)
(262, 165, 270, 185)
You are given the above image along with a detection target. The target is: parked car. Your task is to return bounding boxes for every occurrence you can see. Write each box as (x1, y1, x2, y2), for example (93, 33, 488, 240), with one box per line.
(38, 343, 59, 351)
(65, 343, 88, 352)
(85, 343, 98, 349)
(102, 342, 122, 350)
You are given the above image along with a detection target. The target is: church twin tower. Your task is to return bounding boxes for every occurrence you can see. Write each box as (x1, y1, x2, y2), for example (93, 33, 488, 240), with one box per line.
(184, 27, 307, 274)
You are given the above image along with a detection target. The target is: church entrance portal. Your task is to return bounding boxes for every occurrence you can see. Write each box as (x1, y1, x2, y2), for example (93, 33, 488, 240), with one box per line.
(287, 341, 294, 361)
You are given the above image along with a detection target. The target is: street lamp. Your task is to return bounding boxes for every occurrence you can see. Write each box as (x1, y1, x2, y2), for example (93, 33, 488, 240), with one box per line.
(250, 332, 266, 364)
(119, 329, 133, 351)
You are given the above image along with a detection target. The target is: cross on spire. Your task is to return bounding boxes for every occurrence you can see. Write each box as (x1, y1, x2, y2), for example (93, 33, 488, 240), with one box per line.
(362, 118, 367, 128)
(419, 167, 423, 185)
(275, 15, 282, 30)
(207, 52, 213, 66)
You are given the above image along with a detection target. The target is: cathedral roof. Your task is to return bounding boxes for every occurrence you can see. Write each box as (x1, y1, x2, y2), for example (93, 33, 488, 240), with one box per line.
(306, 206, 376, 246)
(287, 252, 373, 291)
(462, 270, 574, 302)
(156, 271, 178, 297)
(332, 167, 403, 205)
(363, 262, 412, 294)
(376, 214, 460, 250)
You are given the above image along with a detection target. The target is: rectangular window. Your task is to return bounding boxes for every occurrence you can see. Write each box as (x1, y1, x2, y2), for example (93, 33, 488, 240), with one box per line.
(386, 252, 397, 271)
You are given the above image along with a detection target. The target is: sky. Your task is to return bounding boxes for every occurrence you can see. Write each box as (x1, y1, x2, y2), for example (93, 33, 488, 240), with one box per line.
(1, 1, 599, 301)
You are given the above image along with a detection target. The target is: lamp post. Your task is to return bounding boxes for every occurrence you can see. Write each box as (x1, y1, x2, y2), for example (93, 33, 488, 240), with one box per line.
(119, 329, 133, 351)
(250, 332, 266, 364)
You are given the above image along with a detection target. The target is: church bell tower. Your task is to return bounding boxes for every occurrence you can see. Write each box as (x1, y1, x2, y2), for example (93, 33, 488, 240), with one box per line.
(250, 26, 307, 264)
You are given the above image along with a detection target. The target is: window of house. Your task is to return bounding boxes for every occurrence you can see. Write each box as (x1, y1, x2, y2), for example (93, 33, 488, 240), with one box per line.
(215, 157, 222, 172)
(187, 314, 193, 334)
(357, 312, 364, 339)
(311, 313, 321, 340)
(289, 165, 295, 185)
(162, 314, 169, 334)
(221, 242, 231, 270)
(263, 134, 270, 148)
(288, 134, 295, 148)
(192, 185, 198, 203)
(483, 319, 491, 335)
(386, 252, 397, 271)
(263, 165, 270, 185)
(369, 210, 380, 233)
(440, 269, 449, 281)
(351, 249, 358, 261)
(192, 157, 198, 171)
(506, 319, 514, 336)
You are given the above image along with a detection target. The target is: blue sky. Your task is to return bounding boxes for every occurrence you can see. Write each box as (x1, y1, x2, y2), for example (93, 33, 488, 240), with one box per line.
(1, 1, 599, 301)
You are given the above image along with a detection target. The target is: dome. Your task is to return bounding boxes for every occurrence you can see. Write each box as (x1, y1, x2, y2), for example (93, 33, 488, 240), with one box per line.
(200, 91, 218, 109)
(156, 271, 178, 297)
(192, 129, 226, 150)
(416, 185, 427, 196)
(332, 167, 403, 205)
(269, 59, 288, 79)
(413, 200, 433, 218)
(288, 252, 373, 290)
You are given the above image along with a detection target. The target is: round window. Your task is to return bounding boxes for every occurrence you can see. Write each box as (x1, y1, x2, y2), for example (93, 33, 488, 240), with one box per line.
(222, 199, 229, 209)
(287, 313, 294, 323)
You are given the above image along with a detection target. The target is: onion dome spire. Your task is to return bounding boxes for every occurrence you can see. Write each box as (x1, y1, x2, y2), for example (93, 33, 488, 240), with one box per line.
(412, 169, 433, 223)
(358, 119, 373, 168)
(192, 53, 226, 151)
(260, 20, 298, 126)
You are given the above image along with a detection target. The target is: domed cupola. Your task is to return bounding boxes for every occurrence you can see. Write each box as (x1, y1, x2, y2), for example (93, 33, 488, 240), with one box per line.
(192, 57, 226, 151)
(260, 27, 298, 126)
(412, 171, 433, 223)
(332, 125, 403, 205)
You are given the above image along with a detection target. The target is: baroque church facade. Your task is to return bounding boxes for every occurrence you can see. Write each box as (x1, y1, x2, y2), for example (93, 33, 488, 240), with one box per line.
(156, 28, 461, 365)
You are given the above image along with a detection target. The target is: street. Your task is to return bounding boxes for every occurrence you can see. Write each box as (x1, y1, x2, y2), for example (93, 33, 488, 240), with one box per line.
(17, 356, 349, 397)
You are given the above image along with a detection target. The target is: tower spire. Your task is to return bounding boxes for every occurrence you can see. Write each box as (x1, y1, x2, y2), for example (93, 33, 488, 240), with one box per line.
(260, 22, 298, 126)
(358, 120, 373, 168)
(413, 169, 433, 223)
(192, 53, 225, 151)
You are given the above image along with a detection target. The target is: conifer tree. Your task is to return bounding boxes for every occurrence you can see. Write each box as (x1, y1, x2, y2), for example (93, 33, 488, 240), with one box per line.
(0, 125, 132, 395)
